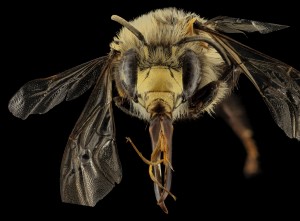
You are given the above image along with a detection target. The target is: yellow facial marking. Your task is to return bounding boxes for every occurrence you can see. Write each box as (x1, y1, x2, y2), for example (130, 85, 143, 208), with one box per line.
(136, 66, 183, 113)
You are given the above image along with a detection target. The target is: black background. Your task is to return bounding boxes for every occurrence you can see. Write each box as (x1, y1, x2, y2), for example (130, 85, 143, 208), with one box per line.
(3, 0, 300, 219)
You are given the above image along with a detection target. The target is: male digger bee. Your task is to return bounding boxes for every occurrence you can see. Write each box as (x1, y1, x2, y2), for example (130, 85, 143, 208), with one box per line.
(8, 8, 300, 213)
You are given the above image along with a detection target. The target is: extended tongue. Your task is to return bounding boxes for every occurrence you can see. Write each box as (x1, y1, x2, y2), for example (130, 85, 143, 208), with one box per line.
(149, 114, 174, 213)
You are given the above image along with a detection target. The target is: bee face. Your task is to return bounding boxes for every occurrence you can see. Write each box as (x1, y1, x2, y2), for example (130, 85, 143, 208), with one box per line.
(118, 47, 179, 114)
(117, 46, 209, 119)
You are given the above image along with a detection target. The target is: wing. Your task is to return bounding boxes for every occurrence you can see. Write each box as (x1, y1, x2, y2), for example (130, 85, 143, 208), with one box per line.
(205, 16, 289, 34)
(60, 56, 122, 206)
(196, 18, 300, 140)
(8, 56, 108, 119)
(8, 53, 122, 205)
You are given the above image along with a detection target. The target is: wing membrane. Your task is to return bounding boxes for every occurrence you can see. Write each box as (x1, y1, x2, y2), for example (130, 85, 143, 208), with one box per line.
(8, 56, 108, 119)
(244, 59, 300, 139)
(198, 22, 300, 140)
(206, 16, 288, 34)
(8, 53, 122, 206)
(60, 58, 122, 206)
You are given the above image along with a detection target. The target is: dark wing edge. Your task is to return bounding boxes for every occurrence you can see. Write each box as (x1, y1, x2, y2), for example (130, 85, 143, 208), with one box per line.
(198, 20, 300, 140)
(8, 56, 108, 119)
(206, 16, 289, 34)
(61, 56, 122, 206)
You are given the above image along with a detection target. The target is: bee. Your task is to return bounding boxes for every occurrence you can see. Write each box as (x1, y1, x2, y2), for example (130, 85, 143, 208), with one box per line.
(8, 8, 300, 213)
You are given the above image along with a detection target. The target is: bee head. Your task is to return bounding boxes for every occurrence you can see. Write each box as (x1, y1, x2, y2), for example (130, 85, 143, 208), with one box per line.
(112, 15, 230, 120)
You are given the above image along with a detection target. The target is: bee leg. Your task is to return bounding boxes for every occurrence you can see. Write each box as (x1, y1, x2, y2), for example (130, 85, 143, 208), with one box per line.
(188, 81, 220, 116)
(216, 95, 260, 177)
(113, 96, 139, 117)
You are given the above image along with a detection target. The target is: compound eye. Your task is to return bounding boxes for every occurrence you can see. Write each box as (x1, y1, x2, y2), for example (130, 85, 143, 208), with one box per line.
(120, 49, 138, 101)
(182, 50, 201, 100)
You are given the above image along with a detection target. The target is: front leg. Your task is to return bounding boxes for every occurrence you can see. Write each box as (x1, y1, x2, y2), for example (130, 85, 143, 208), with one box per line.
(216, 95, 260, 177)
(188, 81, 220, 117)
(114, 96, 141, 118)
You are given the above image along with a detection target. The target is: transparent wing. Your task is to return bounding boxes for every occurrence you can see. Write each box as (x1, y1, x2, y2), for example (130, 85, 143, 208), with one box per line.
(205, 16, 288, 34)
(8, 56, 108, 119)
(60, 58, 122, 206)
(197, 21, 300, 140)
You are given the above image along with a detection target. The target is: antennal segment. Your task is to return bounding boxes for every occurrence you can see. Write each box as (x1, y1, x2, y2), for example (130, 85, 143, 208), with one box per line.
(111, 15, 148, 46)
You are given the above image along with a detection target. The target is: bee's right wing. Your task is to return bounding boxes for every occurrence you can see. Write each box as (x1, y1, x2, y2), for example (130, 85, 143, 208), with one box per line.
(8, 56, 108, 119)
(8, 54, 122, 206)
(60, 57, 122, 206)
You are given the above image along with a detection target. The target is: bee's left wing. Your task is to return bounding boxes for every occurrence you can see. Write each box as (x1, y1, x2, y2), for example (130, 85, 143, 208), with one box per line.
(196, 18, 300, 140)
(205, 16, 289, 34)
(60, 56, 122, 206)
